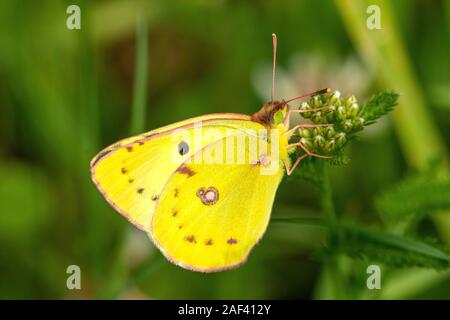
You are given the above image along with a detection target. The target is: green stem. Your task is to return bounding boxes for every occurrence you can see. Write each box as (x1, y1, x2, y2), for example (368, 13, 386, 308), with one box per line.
(319, 162, 337, 226)
(316, 161, 346, 299)
(130, 14, 148, 135)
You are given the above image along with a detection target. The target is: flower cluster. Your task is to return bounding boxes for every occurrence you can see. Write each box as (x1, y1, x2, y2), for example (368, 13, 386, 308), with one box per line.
(297, 90, 365, 154)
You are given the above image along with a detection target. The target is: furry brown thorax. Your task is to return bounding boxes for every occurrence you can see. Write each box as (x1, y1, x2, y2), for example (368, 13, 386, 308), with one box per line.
(251, 101, 287, 126)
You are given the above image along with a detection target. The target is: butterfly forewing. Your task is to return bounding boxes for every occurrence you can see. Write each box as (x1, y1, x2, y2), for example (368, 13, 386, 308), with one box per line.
(90, 114, 264, 231)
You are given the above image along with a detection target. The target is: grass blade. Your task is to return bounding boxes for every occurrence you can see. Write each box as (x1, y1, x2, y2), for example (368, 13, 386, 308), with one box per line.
(130, 14, 148, 135)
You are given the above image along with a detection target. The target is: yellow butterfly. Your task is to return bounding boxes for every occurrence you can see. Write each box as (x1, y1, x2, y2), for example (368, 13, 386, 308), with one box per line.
(90, 34, 330, 272)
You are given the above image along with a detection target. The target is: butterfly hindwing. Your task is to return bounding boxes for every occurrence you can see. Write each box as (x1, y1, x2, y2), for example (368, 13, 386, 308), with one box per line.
(150, 136, 284, 272)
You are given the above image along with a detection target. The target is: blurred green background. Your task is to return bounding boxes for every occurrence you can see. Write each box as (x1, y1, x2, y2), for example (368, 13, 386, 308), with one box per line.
(1, 0, 450, 299)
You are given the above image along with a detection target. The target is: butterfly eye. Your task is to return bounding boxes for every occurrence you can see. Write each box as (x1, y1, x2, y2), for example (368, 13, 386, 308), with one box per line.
(178, 141, 189, 156)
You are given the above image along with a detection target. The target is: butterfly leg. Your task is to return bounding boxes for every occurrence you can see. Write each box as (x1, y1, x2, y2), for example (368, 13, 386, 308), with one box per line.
(289, 141, 335, 159)
(284, 154, 309, 176)
(284, 142, 335, 175)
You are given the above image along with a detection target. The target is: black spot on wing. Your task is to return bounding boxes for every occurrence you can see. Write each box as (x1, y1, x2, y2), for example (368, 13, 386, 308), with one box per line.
(176, 165, 196, 177)
(185, 235, 196, 243)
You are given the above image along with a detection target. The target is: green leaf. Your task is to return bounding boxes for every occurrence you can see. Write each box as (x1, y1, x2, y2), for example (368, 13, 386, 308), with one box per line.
(375, 175, 450, 224)
(331, 223, 450, 269)
(271, 216, 326, 228)
(270, 217, 450, 269)
(360, 91, 399, 125)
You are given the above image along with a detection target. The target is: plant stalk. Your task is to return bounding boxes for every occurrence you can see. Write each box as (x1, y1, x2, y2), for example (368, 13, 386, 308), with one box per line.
(317, 161, 346, 299)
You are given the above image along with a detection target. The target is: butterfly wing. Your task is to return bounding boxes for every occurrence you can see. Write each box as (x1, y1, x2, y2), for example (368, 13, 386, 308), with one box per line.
(90, 113, 265, 231)
(150, 136, 284, 272)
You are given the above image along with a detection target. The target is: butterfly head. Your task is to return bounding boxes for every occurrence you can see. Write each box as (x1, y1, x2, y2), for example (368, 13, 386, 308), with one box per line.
(251, 100, 287, 127)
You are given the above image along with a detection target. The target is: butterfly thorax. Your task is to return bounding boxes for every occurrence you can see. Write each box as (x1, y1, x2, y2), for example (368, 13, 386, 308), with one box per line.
(251, 101, 290, 163)
(251, 101, 287, 127)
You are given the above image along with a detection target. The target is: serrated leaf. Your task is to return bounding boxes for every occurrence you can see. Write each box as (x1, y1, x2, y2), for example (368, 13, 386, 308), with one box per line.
(332, 223, 450, 269)
(270, 217, 450, 269)
(375, 175, 450, 224)
(360, 91, 399, 125)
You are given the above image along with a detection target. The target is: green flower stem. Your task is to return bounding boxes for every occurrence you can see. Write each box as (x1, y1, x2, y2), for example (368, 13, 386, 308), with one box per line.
(317, 161, 346, 298)
(318, 162, 337, 226)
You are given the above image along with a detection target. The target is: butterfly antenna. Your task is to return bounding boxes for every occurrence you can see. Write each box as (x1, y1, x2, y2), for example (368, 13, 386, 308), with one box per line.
(271, 33, 277, 105)
(285, 88, 331, 104)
